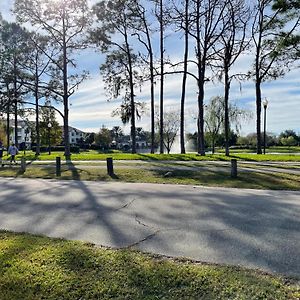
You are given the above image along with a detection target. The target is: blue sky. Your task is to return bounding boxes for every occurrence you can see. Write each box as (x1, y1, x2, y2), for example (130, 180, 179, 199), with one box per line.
(1, 0, 300, 136)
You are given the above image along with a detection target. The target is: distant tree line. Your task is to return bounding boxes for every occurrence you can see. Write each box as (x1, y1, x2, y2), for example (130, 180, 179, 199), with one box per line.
(0, 0, 299, 156)
(237, 130, 300, 148)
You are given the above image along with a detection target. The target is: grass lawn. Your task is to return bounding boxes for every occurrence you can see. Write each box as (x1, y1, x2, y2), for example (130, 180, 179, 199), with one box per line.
(0, 231, 298, 300)
(216, 146, 300, 154)
(1, 165, 300, 190)
(3, 150, 300, 162)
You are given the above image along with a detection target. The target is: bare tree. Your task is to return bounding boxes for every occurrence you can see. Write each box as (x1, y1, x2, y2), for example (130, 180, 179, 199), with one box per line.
(92, 0, 144, 154)
(15, 0, 91, 157)
(171, 0, 191, 154)
(189, 0, 229, 155)
(155, 0, 166, 154)
(20, 33, 54, 155)
(131, 0, 157, 154)
(156, 109, 180, 154)
(214, 0, 251, 156)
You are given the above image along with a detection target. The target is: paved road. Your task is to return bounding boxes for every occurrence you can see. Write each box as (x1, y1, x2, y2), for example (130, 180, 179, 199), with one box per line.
(0, 177, 299, 278)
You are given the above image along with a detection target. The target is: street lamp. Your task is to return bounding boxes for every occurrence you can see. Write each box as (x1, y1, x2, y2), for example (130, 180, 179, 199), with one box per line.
(48, 122, 52, 155)
(24, 127, 30, 156)
(262, 98, 268, 155)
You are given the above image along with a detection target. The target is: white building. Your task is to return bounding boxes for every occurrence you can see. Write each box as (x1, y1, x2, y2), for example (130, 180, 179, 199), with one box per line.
(67, 126, 87, 145)
(9, 120, 32, 146)
(5, 120, 87, 147)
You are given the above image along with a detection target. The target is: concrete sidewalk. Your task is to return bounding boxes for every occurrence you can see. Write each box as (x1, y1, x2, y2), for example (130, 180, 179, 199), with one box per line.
(0, 177, 299, 278)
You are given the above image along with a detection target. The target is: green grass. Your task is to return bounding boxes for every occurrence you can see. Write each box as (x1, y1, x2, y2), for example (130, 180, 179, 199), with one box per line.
(268, 146, 300, 153)
(3, 150, 300, 162)
(216, 148, 255, 153)
(0, 230, 298, 300)
(229, 153, 300, 162)
(1, 164, 300, 190)
(216, 146, 300, 154)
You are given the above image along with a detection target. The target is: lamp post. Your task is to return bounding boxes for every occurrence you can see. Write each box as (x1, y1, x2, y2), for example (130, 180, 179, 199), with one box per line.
(48, 122, 52, 155)
(262, 98, 268, 155)
(24, 128, 29, 156)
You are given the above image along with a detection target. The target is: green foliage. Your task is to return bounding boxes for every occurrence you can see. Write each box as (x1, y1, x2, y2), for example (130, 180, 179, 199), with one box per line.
(112, 97, 146, 125)
(110, 126, 123, 142)
(31, 145, 80, 153)
(0, 21, 31, 118)
(272, 0, 300, 60)
(91, 0, 146, 153)
(237, 133, 279, 148)
(31, 106, 62, 146)
(279, 129, 299, 140)
(280, 136, 298, 146)
(273, 130, 300, 146)
(94, 126, 113, 149)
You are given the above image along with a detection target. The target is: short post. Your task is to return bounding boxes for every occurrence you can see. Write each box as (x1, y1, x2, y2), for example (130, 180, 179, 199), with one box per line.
(231, 159, 238, 178)
(20, 157, 26, 173)
(56, 157, 61, 177)
(107, 157, 114, 175)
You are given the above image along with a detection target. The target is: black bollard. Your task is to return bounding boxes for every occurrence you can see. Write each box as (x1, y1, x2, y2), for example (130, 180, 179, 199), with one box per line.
(56, 157, 61, 177)
(20, 157, 26, 173)
(231, 159, 238, 178)
(107, 157, 114, 175)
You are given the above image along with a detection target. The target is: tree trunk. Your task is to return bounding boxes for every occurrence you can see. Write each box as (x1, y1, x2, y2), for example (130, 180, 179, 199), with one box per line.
(14, 88, 18, 146)
(139, 7, 155, 153)
(150, 66, 155, 154)
(6, 110, 10, 150)
(62, 11, 70, 158)
(256, 80, 262, 154)
(159, 0, 164, 154)
(197, 69, 205, 156)
(129, 72, 136, 154)
(255, 4, 263, 155)
(14, 103, 18, 146)
(212, 137, 215, 154)
(148, 33, 155, 154)
(35, 70, 40, 156)
(196, 0, 205, 156)
(13, 58, 18, 146)
(180, 0, 189, 154)
(197, 89, 205, 156)
(224, 68, 230, 156)
(124, 24, 136, 154)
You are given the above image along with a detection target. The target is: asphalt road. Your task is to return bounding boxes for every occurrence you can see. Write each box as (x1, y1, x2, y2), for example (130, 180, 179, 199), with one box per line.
(0, 177, 299, 278)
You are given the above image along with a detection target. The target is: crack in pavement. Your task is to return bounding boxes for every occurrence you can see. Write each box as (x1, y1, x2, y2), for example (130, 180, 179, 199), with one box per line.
(114, 198, 137, 212)
(135, 214, 159, 230)
(122, 214, 161, 248)
(125, 229, 161, 249)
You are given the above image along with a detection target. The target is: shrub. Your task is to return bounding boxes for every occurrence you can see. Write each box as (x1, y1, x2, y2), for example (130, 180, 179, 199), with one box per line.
(31, 145, 80, 153)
